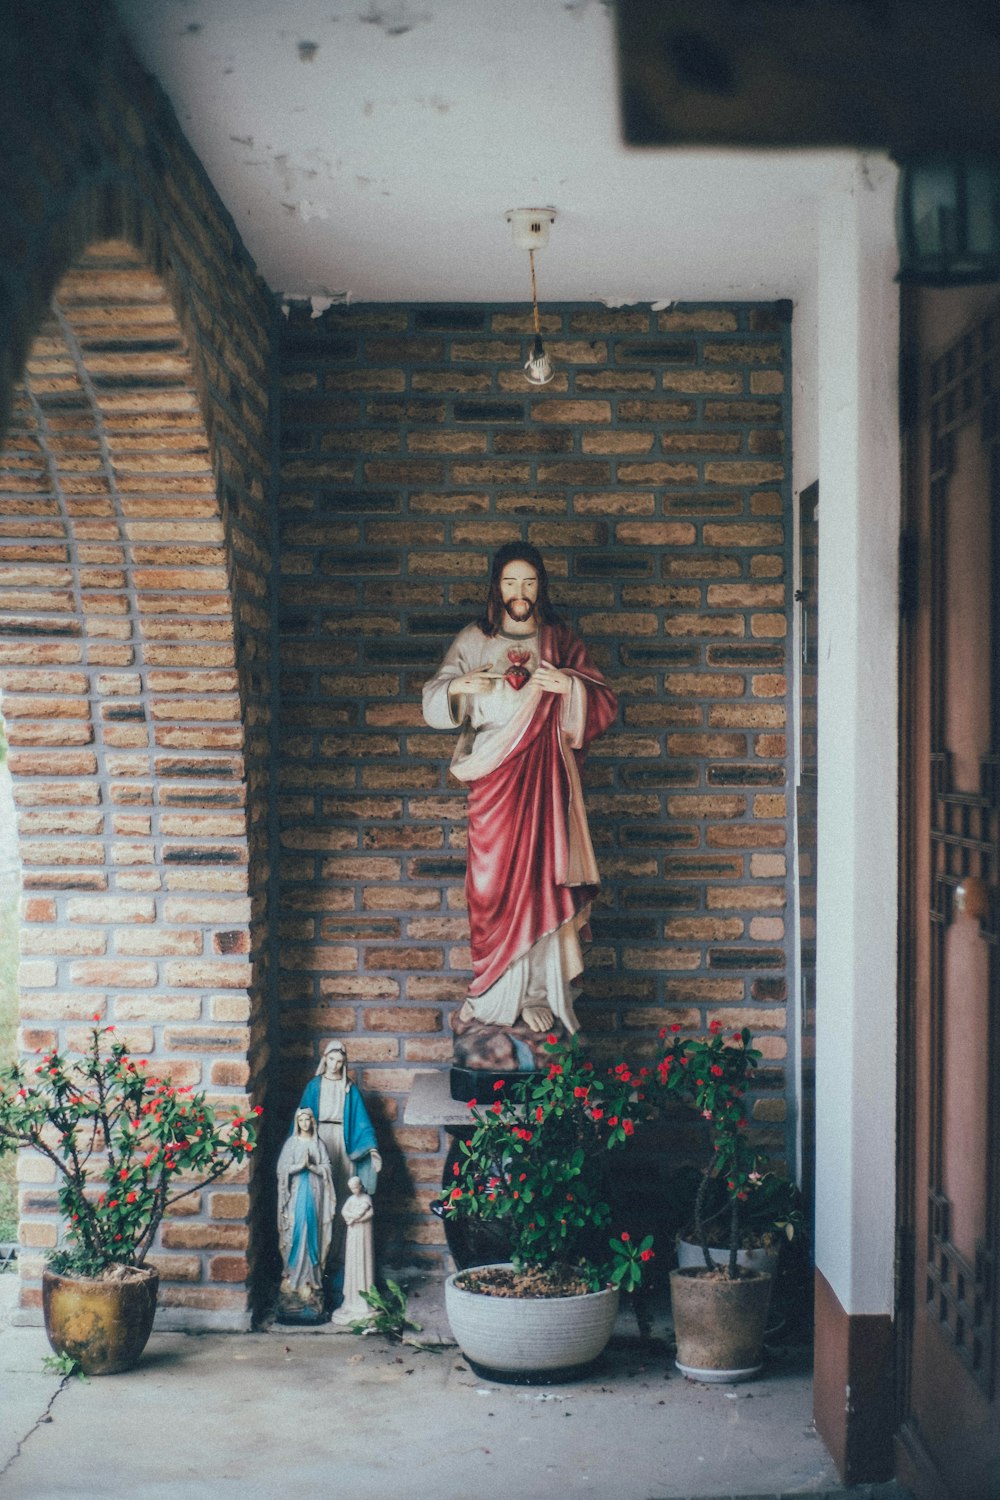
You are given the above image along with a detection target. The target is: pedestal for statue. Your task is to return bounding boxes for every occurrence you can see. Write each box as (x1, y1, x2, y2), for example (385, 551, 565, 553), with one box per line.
(448, 1008, 572, 1101)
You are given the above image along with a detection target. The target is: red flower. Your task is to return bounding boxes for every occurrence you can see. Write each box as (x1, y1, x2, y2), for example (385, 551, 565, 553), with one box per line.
(671, 1023, 681, 1033)
(590, 1107, 604, 1120)
(709, 1019, 723, 1033)
(108, 1199, 119, 1209)
(126, 1191, 137, 1204)
(492, 1080, 505, 1092)
(640, 1248, 654, 1263)
(607, 1116, 618, 1128)
(452, 1161, 460, 1177)
(466, 1098, 477, 1109)
(573, 1086, 588, 1098)
(622, 1119, 635, 1136)
(491, 1101, 502, 1115)
(534, 1106, 544, 1122)
(621, 1231, 630, 1242)
(546, 1033, 557, 1045)
(710, 1064, 724, 1077)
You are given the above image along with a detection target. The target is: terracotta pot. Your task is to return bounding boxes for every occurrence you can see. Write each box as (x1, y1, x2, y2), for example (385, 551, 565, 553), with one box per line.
(445, 1263, 619, 1383)
(42, 1266, 159, 1375)
(670, 1266, 772, 1383)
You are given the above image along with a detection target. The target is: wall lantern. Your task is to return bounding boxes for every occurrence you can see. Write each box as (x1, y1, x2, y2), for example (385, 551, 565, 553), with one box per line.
(506, 207, 557, 385)
(896, 155, 1000, 286)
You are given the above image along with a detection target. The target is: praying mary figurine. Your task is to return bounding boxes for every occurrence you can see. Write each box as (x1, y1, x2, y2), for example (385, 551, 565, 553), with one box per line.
(296, 1040, 381, 1305)
(276, 1108, 335, 1323)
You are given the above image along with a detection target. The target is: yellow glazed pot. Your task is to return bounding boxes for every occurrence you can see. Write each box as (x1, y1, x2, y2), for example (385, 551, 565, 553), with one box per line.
(42, 1266, 159, 1375)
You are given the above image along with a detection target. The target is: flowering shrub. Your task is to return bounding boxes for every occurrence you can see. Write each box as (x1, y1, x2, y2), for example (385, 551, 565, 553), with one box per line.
(656, 1021, 763, 1278)
(0, 1021, 259, 1277)
(440, 1035, 654, 1292)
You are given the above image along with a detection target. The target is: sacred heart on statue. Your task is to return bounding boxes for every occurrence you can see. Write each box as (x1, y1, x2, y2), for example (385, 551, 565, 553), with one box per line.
(504, 647, 532, 691)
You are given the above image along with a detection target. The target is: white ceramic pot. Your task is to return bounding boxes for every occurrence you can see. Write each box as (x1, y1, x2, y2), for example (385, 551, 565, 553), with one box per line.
(675, 1238, 779, 1277)
(444, 1264, 619, 1381)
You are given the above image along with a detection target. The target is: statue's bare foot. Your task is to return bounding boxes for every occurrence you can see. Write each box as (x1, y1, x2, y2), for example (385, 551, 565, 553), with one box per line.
(520, 1001, 554, 1032)
(458, 999, 477, 1024)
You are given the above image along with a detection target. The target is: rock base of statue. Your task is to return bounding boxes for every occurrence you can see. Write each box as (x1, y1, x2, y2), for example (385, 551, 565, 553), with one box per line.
(275, 1279, 327, 1326)
(448, 1010, 570, 1102)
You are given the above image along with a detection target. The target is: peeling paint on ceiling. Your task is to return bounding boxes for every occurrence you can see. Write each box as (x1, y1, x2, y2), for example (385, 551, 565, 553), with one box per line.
(113, 0, 855, 304)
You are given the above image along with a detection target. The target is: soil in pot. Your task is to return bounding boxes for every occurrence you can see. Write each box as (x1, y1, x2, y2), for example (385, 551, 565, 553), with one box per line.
(43, 1263, 159, 1376)
(669, 1266, 772, 1383)
(453, 1264, 592, 1298)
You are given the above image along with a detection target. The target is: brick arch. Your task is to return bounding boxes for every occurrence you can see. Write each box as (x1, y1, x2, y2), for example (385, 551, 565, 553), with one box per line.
(0, 238, 262, 1325)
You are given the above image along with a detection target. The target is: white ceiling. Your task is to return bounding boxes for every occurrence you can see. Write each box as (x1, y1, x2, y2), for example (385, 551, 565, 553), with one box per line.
(114, 0, 852, 308)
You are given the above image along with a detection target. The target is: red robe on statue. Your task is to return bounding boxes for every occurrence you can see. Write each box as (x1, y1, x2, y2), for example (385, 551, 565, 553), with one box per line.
(422, 621, 617, 1029)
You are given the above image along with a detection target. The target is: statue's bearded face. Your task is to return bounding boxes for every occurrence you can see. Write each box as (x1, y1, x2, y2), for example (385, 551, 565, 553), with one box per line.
(499, 561, 539, 624)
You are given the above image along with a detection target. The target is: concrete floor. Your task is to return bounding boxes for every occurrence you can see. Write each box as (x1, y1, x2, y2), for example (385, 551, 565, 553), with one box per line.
(0, 1270, 886, 1500)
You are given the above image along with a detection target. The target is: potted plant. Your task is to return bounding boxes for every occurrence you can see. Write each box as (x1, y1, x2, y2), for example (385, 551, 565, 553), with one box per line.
(0, 1020, 258, 1374)
(673, 1165, 805, 1276)
(656, 1021, 774, 1382)
(438, 1034, 655, 1381)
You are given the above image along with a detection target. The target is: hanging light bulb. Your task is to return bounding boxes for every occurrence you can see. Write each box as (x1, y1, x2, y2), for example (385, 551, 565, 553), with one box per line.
(523, 249, 554, 385)
(506, 209, 557, 386)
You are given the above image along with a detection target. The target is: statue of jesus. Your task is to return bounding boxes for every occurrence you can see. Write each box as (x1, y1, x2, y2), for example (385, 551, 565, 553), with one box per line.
(422, 542, 617, 1041)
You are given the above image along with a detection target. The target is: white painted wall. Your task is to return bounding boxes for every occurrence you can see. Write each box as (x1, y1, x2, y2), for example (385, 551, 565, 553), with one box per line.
(813, 155, 900, 1316)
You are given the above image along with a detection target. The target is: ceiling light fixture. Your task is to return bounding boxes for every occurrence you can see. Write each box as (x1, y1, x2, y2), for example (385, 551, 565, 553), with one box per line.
(506, 208, 557, 386)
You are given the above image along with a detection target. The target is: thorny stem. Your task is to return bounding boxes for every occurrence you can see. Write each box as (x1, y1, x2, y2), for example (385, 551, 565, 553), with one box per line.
(728, 1192, 740, 1279)
(694, 1168, 715, 1274)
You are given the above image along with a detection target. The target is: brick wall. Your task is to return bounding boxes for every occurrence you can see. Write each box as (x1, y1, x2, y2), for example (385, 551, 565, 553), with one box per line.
(275, 301, 795, 1271)
(0, 0, 801, 1300)
(0, 1, 276, 1325)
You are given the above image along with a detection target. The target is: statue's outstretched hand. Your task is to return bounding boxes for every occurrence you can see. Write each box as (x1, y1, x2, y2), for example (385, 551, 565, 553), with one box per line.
(534, 660, 571, 695)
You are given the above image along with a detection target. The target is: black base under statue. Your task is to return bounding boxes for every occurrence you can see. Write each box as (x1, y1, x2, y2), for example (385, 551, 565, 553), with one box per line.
(274, 1303, 328, 1326)
(449, 1065, 536, 1102)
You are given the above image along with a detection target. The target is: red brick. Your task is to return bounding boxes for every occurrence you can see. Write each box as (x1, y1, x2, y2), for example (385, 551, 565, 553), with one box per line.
(364, 1007, 442, 1032)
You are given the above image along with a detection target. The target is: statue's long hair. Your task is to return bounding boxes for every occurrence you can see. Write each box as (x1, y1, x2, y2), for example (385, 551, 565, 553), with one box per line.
(478, 541, 560, 637)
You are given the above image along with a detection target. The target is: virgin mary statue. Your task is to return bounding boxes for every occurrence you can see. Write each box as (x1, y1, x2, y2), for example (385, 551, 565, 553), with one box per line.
(276, 1107, 336, 1323)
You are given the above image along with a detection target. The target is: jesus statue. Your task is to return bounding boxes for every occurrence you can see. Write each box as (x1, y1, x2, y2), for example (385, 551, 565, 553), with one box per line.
(422, 542, 616, 1054)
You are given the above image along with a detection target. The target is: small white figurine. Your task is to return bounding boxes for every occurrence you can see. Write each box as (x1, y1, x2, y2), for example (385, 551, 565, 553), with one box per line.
(331, 1176, 376, 1325)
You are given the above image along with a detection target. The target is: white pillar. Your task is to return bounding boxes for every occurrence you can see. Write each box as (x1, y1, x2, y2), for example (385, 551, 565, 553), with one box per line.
(814, 155, 900, 1316)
